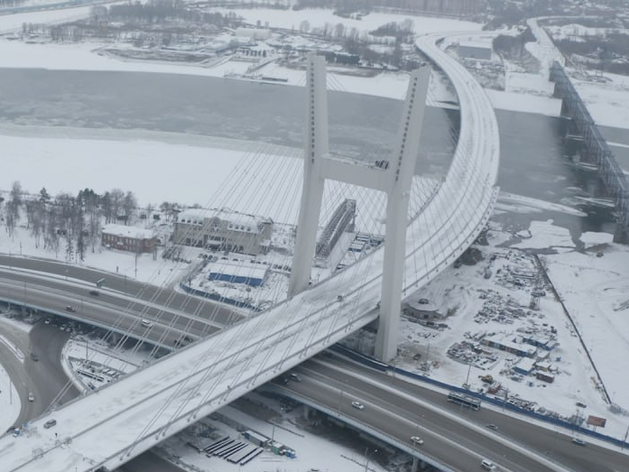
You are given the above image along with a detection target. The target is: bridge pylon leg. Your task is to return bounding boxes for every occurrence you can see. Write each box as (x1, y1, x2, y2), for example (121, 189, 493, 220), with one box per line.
(374, 67, 430, 362)
(288, 54, 329, 298)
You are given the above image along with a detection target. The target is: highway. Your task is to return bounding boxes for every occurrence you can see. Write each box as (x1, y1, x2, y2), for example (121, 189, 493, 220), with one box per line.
(278, 357, 628, 472)
(0, 262, 244, 349)
(0, 255, 243, 326)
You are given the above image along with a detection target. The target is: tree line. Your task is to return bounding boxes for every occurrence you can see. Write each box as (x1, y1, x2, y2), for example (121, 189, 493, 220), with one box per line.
(0, 183, 181, 263)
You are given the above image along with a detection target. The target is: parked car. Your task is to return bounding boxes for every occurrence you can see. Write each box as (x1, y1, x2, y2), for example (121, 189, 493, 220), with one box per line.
(410, 436, 424, 445)
(351, 401, 365, 410)
(43, 419, 57, 429)
(65, 305, 76, 313)
(140, 319, 153, 328)
(12, 428, 21, 438)
(572, 438, 586, 446)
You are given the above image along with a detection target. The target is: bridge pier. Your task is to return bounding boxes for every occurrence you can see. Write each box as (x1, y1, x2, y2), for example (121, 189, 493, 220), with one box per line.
(614, 220, 629, 244)
(289, 54, 430, 362)
(549, 60, 629, 243)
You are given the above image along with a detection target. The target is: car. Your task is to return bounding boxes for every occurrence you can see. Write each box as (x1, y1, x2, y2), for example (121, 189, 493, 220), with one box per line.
(44, 318, 51, 325)
(140, 319, 153, 328)
(485, 423, 498, 431)
(410, 436, 424, 445)
(351, 401, 365, 410)
(480, 459, 495, 470)
(289, 373, 301, 382)
(65, 305, 76, 313)
(89, 290, 99, 296)
(28, 392, 34, 402)
(30, 353, 39, 362)
(12, 428, 21, 438)
(572, 438, 586, 446)
(43, 419, 57, 429)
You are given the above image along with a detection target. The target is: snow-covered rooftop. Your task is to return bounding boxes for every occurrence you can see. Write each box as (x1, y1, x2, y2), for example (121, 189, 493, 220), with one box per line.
(177, 208, 271, 233)
(102, 224, 155, 240)
(208, 259, 269, 280)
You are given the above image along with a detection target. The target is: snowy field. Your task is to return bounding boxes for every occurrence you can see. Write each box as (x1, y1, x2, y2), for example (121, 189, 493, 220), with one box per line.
(392, 217, 629, 441)
(213, 6, 483, 35)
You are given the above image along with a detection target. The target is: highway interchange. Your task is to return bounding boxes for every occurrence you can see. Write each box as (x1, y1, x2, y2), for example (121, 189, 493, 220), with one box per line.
(0, 256, 627, 472)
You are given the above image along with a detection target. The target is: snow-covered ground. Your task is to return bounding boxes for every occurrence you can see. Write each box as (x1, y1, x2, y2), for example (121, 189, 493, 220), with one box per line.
(387, 216, 629, 442)
(0, 317, 23, 434)
(0, 4, 93, 33)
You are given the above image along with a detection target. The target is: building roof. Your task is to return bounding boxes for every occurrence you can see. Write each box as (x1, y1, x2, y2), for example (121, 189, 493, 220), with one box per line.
(208, 260, 269, 281)
(177, 208, 271, 233)
(102, 224, 155, 240)
(458, 40, 492, 50)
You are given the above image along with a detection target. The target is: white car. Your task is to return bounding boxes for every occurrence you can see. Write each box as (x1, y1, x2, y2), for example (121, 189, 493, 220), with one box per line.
(410, 436, 424, 445)
(141, 319, 153, 328)
(481, 459, 496, 470)
(28, 392, 34, 402)
(351, 401, 365, 410)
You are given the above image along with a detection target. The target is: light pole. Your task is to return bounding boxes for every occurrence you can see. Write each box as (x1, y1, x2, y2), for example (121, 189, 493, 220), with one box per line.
(364, 447, 378, 472)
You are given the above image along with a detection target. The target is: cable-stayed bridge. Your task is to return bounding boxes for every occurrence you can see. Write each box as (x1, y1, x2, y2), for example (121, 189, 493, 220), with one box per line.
(0, 32, 499, 472)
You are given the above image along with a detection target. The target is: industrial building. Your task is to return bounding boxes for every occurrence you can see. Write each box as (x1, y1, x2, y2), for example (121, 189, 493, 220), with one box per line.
(481, 336, 537, 358)
(457, 41, 492, 61)
(101, 224, 157, 253)
(207, 260, 269, 287)
(173, 208, 273, 256)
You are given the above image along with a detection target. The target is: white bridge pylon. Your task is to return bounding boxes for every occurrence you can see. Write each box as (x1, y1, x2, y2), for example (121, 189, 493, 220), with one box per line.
(289, 54, 431, 361)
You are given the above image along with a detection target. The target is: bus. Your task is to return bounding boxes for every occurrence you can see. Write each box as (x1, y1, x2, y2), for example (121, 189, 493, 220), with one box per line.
(447, 391, 481, 410)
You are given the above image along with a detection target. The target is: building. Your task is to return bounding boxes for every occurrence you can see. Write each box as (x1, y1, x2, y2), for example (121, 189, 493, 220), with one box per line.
(457, 41, 492, 61)
(513, 358, 536, 376)
(173, 208, 273, 256)
(101, 224, 157, 253)
(522, 334, 559, 351)
(208, 260, 269, 287)
(481, 336, 537, 358)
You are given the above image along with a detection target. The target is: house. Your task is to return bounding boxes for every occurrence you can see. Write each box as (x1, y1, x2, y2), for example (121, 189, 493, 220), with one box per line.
(101, 224, 156, 253)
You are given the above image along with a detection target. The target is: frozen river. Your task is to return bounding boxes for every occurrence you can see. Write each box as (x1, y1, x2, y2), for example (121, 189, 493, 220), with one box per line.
(1, 68, 628, 239)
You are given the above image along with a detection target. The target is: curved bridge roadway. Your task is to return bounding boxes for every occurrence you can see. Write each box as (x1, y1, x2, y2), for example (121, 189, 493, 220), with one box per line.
(0, 32, 500, 472)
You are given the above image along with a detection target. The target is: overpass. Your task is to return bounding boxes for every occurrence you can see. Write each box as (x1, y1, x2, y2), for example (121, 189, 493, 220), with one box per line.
(0, 32, 500, 472)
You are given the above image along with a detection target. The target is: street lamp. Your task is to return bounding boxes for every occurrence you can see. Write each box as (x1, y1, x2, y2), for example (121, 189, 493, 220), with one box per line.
(364, 447, 378, 472)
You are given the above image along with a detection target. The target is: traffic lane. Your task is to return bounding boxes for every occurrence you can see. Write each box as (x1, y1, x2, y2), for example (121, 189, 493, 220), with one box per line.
(0, 320, 36, 428)
(0, 279, 221, 345)
(0, 272, 228, 334)
(310, 357, 624, 472)
(29, 321, 78, 406)
(118, 450, 187, 472)
(0, 257, 242, 326)
(291, 366, 554, 472)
